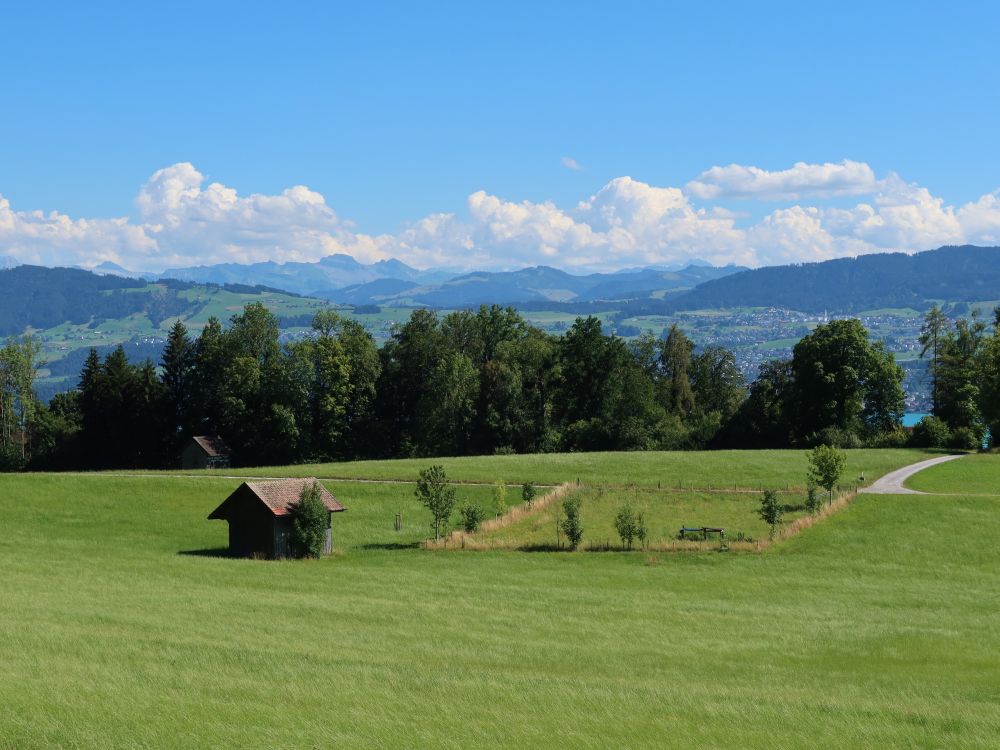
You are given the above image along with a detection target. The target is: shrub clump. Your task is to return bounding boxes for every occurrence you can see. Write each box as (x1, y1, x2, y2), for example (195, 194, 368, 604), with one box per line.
(493, 480, 507, 516)
(757, 489, 783, 539)
(560, 497, 584, 550)
(948, 426, 983, 451)
(521, 482, 537, 508)
(805, 482, 822, 514)
(807, 444, 847, 500)
(614, 504, 646, 550)
(910, 416, 951, 448)
(458, 501, 486, 533)
(290, 481, 328, 558)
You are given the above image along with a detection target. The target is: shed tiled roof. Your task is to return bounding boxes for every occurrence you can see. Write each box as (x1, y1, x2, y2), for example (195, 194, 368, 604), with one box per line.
(209, 478, 344, 519)
(191, 435, 231, 458)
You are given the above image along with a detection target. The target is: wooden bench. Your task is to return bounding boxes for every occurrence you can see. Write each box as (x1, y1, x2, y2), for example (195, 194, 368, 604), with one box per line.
(678, 526, 725, 540)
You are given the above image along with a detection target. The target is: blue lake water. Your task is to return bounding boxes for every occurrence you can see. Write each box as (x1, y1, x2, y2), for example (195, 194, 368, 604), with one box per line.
(901, 412, 930, 428)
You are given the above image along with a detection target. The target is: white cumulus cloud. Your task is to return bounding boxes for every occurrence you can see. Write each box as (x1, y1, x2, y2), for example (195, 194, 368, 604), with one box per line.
(2, 160, 1000, 274)
(686, 159, 878, 200)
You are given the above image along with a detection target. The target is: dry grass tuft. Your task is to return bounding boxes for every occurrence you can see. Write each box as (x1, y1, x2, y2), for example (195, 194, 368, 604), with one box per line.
(425, 484, 861, 553)
(423, 483, 573, 550)
(771, 487, 857, 544)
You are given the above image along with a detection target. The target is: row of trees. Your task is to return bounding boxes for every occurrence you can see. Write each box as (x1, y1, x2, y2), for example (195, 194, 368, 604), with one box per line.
(719, 318, 907, 448)
(917, 306, 1000, 448)
(3, 302, 996, 470)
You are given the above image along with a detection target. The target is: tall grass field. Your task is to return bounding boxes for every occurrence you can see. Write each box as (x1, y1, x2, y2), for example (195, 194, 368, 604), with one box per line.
(1, 451, 997, 748)
(168, 447, 936, 488)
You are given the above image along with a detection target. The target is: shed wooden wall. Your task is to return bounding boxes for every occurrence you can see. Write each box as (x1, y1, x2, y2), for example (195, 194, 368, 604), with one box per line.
(181, 442, 209, 470)
(224, 491, 277, 558)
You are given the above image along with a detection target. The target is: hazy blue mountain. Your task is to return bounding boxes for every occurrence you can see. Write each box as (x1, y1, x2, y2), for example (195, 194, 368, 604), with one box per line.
(661, 245, 1000, 314)
(322, 264, 746, 307)
(161, 253, 440, 295)
(160, 252, 741, 304)
(576, 265, 743, 301)
(93, 261, 140, 278)
(321, 278, 422, 305)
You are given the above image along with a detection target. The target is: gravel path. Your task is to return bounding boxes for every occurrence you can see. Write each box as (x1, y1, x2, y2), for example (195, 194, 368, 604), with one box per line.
(859, 454, 965, 494)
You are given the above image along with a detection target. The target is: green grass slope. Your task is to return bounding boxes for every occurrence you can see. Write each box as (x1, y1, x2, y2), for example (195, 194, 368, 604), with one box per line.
(474, 487, 808, 548)
(905, 453, 1000, 494)
(186, 448, 937, 489)
(1, 455, 997, 748)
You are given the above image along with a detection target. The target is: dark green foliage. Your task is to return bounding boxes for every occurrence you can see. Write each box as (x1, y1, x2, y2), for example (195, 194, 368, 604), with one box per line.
(0, 267, 218, 339)
(160, 320, 197, 461)
(658, 245, 1000, 314)
(659, 324, 696, 418)
(521, 482, 537, 508)
(76, 345, 165, 468)
(290, 481, 328, 558)
(919, 305, 949, 413)
(814, 426, 863, 450)
(910, 416, 951, 448)
(792, 319, 905, 441)
(934, 317, 986, 444)
(415, 465, 457, 541)
(722, 319, 905, 448)
(689, 346, 746, 423)
(757, 490, 783, 537)
(458, 501, 486, 533)
(717, 359, 794, 448)
(805, 483, 822, 514)
(24, 298, 938, 471)
(948, 427, 981, 451)
(977, 312, 1000, 446)
(560, 497, 584, 550)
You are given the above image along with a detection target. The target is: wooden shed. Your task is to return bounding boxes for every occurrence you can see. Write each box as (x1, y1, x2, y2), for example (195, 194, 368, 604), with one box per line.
(208, 478, 345, 558)
(182, 435, 232, 470)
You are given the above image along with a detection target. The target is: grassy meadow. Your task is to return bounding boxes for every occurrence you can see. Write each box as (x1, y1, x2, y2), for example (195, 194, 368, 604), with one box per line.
(905, 453, 1000, 494)
(470, 487, 809, 549)
(1, 450, 998, 748)
(181, 447, 936, 490)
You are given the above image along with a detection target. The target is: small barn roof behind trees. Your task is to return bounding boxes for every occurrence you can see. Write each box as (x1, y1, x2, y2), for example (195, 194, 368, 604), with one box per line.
(182, 435, 232, 469)
(192, 435, 231, 459)
(208, 478, 345, 558)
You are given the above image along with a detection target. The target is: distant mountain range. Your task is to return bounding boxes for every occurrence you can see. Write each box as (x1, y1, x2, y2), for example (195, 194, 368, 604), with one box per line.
(5, 245, 1000, 335)
(159, 253, 452, 296)
(660, 245, 1000, 314)
(155, 253, 742, 306)
(326, 264, 744, 306)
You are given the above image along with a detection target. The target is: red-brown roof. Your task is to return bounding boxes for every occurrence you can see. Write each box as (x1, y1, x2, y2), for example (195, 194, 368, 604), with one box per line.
(208, 478, 345, 519)
(191, 435, 231, 458)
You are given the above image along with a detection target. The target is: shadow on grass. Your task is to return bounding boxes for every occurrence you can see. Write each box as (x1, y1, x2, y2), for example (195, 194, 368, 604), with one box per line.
(177, 547, 235, 558)
(358, 541, 421, 550)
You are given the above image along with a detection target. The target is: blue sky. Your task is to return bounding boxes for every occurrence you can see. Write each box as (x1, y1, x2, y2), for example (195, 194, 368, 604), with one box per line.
(2, 1, 1000, 272)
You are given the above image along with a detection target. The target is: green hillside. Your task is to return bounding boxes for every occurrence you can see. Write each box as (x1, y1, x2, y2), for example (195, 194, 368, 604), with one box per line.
(12, 268, 334, 398)
(1, 451, 997, 748)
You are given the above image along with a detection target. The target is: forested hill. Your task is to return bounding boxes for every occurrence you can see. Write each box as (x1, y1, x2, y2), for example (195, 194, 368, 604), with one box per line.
(0, 265, 301, 336)
(663, 245, 1000, 314)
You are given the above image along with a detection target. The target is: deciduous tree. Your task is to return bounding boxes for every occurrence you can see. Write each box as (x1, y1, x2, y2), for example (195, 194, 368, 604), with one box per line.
(415, 465, 457, 541)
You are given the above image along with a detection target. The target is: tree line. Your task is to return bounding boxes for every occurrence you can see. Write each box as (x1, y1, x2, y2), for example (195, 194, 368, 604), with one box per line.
(913, 305, 1000, 449)
(1, 302, 997, 470)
